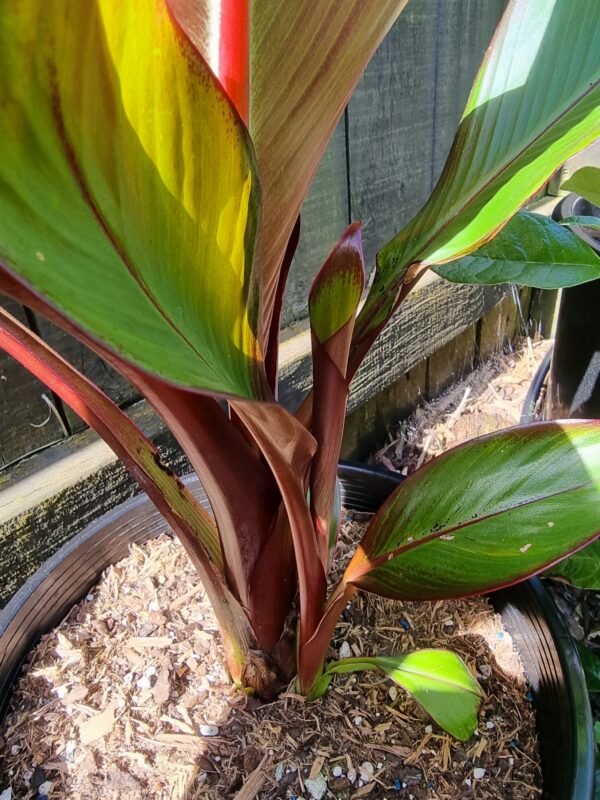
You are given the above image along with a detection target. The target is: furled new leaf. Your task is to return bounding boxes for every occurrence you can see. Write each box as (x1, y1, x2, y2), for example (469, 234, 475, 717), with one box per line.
(433, 211, 600, 289)
(562, 167, 600, 207)
(352, 0, 600, 368)
(345, 422, 600, 600)
(308, 224, 365, 563)
(0, 1, 265, 399)
(308, 652, 482, 741)
(250, 0, 407, 345)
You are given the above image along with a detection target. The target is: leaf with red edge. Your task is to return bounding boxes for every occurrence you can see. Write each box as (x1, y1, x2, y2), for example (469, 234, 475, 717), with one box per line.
(0, 306, 267, 681)
(0, 0, 264, 400)
(345, 422, 600, 600)
(168, 0, 250, 121)
(308, 224, 365, 564)
(249, 0, 408, 347)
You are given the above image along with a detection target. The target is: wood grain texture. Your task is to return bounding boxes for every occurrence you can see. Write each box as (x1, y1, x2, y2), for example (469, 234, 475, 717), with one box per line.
(0, 401, 190, 605)
(282, 118, 349, 326)
(0, 299, 67, 468)
(346, 0, 438, 271)
(430, 0, 506, 184)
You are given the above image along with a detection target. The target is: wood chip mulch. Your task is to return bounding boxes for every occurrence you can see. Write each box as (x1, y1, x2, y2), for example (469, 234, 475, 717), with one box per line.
(0, 339, 551, 800)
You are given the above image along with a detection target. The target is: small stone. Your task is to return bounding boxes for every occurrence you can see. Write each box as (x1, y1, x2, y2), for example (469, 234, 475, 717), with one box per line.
(200, 724, 219, 737)
(359, 762, 374, 782)
(339, 641, 352, 659)
(347, 768, 357, 784)
(424, 725, 432, 734)
(353, 716, 363, 726)
(65, 740, 76, 762)
(136, 675, 152, 690)
(478, 664, 492, 679)
(486, 720, 495, 730)
(274, 763, 284, 781)
(305, 773, 327, 800)
(332, 766, 343, 778)
(388, 686, 398, 701)
(473, 768, 486, 780)
(0, 789, 11, 800)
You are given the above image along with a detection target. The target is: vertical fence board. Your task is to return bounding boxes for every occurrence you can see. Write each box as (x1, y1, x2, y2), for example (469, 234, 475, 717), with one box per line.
(430, 0, 506, 185)
(282, 118, 349, 327)
(347, 0, 438, 271)
(0, 300, 67, 468)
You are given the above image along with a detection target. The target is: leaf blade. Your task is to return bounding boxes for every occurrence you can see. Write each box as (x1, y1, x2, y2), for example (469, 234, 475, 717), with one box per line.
(546, 540, 600, 589)
(353, 0, 600, 361)
(345, 422, 600, 600)
(312, 651, 482, 741)
(250, 0, 407, 345)
(562, 167, 600, 207)
(0, 0, 264, 399)
(433, 211, 600, 288)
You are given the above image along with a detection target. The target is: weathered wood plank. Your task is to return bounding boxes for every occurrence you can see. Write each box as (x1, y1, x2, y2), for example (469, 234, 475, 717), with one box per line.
(0, 400, 190, 605)
(342, 360, 427, 461)
(282, 118, 349, 326)
(0, 299, 67, 468)
(346, 0, 438, 270)
(278, 275, 512, 413)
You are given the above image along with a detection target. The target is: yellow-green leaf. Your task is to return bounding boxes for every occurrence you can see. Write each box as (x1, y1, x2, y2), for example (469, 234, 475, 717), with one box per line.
(0, 0, 265, 399)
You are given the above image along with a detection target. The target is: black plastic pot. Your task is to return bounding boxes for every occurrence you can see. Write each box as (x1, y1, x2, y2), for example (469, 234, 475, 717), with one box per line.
(0, 463, 594, 798)
(548, 194, 600, 419)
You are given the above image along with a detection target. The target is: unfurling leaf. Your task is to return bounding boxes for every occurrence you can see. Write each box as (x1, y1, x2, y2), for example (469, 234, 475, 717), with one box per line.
(562, 167, 600, 207)
(345, 422, 600, 600)
(433, 211, 600, 289)
(0, 0, 265, 399)
(308, 651, 482, 741)
(308, 224, 365, 564)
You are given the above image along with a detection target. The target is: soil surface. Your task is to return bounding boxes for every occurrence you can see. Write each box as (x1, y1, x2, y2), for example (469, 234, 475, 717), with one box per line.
(0, 339, 551, 800)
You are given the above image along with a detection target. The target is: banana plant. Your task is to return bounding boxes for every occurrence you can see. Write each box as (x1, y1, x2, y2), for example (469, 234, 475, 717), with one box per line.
(2, 0, 600, 740)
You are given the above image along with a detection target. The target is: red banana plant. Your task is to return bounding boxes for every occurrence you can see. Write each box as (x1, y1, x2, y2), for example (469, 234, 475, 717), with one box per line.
(2, 0, 600, 738)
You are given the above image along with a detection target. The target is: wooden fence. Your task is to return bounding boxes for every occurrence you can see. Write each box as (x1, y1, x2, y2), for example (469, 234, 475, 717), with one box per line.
(0, 0, 507, 469)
